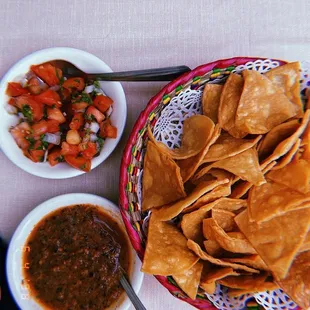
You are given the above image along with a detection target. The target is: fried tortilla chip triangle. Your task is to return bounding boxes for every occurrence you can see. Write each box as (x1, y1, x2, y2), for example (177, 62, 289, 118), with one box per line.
(211, 209, 236, 232)
(222, 255, 268, 271)
(265, 62, 303, 117)
(202, 133, 262, 163)
(154, 179, 229, 221)
(194, 148, 265, 186)
(173, 261, 203, 300)
(235, 70, 296, 134)
(277, 250, 310, 309)
(141, 213, 199, 276)
(203, 218, 256, 254)
(218, 73, 247, 138)
(187, 240, 259, 273)
(202, 84, 223, 123)
(142, 141, 186, 211)
(234, 209, 310, 280)
(268, 157, 310, 194)
(248, 180, 310, 223)
(147, 115, 215, 160)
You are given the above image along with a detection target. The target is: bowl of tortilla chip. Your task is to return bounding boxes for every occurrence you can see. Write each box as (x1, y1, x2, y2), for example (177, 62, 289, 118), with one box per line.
(120, 57, 310, 310)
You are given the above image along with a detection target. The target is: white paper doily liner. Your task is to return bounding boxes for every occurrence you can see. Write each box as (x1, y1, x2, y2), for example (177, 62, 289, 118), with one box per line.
(141, 59, 310, 310)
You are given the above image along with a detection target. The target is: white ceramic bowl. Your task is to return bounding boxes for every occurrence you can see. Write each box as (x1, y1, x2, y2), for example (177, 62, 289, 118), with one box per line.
(0, 47, 127, 179)
(6, 193, 143, 310)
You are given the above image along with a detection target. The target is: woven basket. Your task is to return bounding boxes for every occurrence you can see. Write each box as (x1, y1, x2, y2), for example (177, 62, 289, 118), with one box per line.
(119, 57, 294, 309)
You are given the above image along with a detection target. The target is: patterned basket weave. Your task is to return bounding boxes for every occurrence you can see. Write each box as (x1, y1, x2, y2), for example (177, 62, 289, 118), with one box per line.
(119, 57, 305, 310)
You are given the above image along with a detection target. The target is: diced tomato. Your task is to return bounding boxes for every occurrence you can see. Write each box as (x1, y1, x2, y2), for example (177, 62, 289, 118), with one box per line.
(71, 101, 89, 111)
(93, 95, 113, 113)
(81, 142, 97, 160)
(28, 77, 44, 95)
(6, 82, 29, 97)
(10, 123, 31, 150)
(32, 120, 48, 136)
(63, 77, 85, 92)
(47, 107, 66, 123)
(15, 95, 44, 122)
(61, 142, 80, 156)
(86, 106, 105, 123)
(8, 98, 16, 106)
(46, 119, 60, 133)
(64, 155, 91, 172)
(99, 119, 117, 139)
(48, 148, 64, 166)
(69, 113, 84, 130)
(34, 89, 62, 108)
(28, 141, 45, 163)
(30, 63, 62, 86)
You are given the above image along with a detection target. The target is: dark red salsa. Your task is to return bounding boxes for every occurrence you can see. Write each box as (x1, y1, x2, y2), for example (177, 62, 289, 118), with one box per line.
(23, 204, 131, 310)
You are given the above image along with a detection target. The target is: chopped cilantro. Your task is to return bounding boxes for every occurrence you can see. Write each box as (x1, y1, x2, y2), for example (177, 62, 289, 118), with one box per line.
(93, 80, 101, 89)
(21, 105, 33, 122)
(79, 163, 87, 170)
(72, 92, 92, 105)
(74, 78, 80, 83)
(43, 106, 48, 119)
(84, 114, 94, 121)
(56, 155, 64, 163)
(26, 136, 36, 150)
(97, 137, 104, 150)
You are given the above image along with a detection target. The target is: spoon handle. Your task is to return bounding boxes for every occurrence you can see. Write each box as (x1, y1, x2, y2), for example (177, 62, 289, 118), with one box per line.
(120, 272, 146, 310)
(86, 65, 191, 81)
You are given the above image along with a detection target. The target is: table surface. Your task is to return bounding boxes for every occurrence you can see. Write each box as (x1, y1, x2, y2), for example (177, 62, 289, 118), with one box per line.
(0, 0, 309, 309)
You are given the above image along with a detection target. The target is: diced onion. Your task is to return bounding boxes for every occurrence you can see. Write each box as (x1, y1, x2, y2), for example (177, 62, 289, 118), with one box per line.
(89, 122, 100, 133)
(50, 85, 60, 92)
(5, 104, 18, 115)
(82, 134, 90, 143)
(20, 77, 28, 88)
(43, 133, 61, 145)
(90, 134, 98, 142)
(84, 85, 95, 93)
(106, 106, 113, 117)
(17, 112, 25, 120)
(84, 123, 90, 129)
(43, 150, 48, 162)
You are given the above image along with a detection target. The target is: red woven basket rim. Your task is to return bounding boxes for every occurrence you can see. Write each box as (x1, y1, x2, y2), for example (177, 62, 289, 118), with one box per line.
(118, 56, 289, 310)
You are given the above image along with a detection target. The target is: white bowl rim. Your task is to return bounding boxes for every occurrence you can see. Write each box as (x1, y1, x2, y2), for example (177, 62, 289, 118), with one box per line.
(0, 47, 127, 179)
(6, 193, 143, 310)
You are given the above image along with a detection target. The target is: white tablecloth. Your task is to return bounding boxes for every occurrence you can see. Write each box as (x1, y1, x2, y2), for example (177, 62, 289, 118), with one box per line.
(0, 0, 309, 309)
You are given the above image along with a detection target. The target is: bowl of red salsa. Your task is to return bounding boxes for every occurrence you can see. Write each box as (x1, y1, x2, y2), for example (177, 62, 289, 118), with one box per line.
(6, 193, 143, 310)
(0, 47, 127, 178)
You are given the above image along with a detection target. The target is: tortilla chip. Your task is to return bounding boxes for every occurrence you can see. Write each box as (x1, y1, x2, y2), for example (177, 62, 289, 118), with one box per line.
(203, 240, 223, 257)
(271, 138, 301, 170)
(200, 267, 239, 295)
(178, 125, 221, 182)
(227, 282, 279, 297)
(218, 73, 247, 138)
(141, 213, 199, 275)
(261, 109, 310, 169)
(268, 156, 310, 194)
(202, 133, 262, 163)
(155, 179, 229, 221)
(222, 255, 269, 271)
(202, 84, 223, 123)
(173, 261, 203, 300)
(235, 70, 297, 134)
(203, 218, 257, 254)
(181, 200, 220, 243)
(277, 250, 310, 309)
(147, 115, 215, 160)
(258, 120, 300, 159)
(265, 62, 303, 117)
(299, 232, 310, 253)
(184, 182, 231, 213)
(142, 141, 186, 211)
(230, 161, 277, 199)
(234, 209, 310, 280)
(248, 180, 310, 223)
(187, 240, 259, 273)
(213, 198, 247, 211)
(211, 209, 236, 232)
(194, 148, 265, 186)
(218, 273, 267, 289)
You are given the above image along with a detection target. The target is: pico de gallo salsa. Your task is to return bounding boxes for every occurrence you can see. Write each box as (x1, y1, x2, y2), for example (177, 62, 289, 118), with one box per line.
(6, 62, 117, 172)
